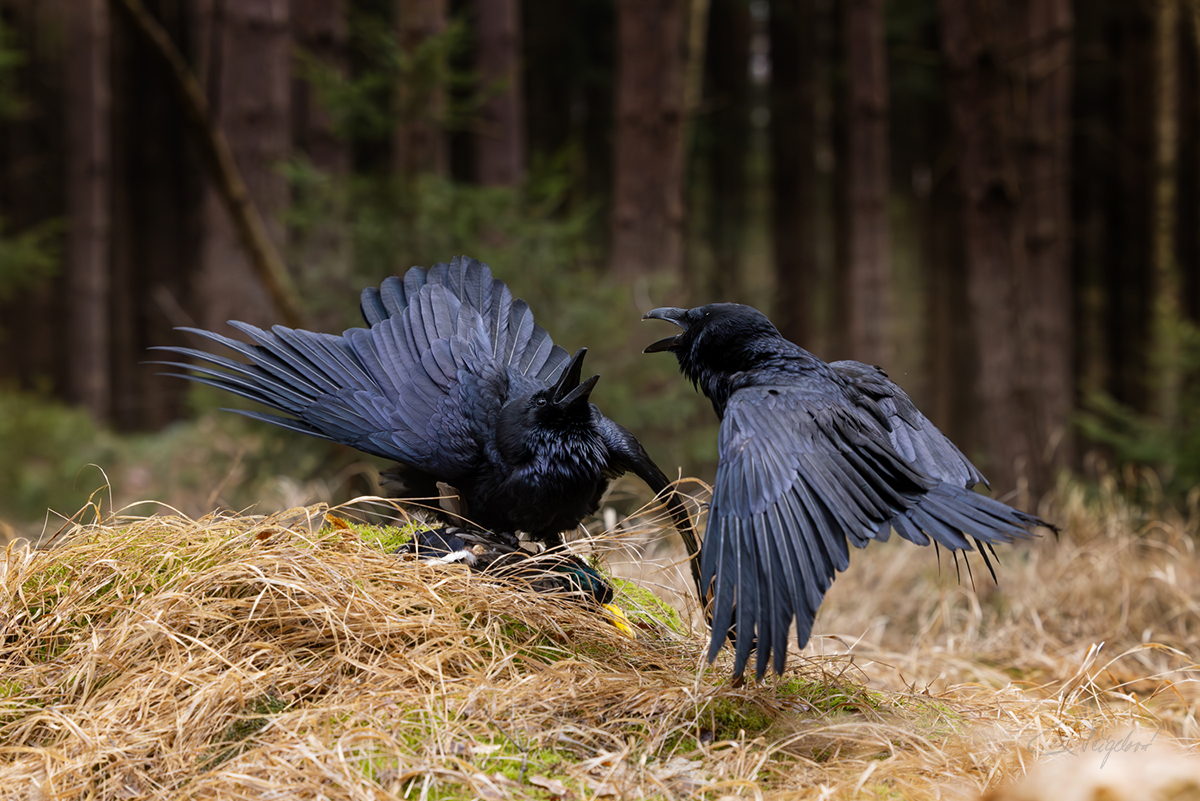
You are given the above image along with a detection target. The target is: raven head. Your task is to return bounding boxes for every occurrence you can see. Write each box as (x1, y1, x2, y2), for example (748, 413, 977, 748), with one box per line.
(643, 303, 781, 383)
(497, 348, 600, 462)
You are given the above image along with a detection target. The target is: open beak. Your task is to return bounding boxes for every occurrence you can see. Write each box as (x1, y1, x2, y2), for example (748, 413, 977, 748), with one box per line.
(642, 307, 689, 353)
(551, 348, 600, 407)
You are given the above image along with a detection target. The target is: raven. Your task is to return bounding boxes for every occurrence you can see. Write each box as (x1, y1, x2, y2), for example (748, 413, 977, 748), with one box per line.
(155, 257, 697, 574)
(644, 302, 1050, 680)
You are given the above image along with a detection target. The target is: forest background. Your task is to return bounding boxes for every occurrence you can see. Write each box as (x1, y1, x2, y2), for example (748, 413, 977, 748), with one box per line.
(0, 0, 1197, 535)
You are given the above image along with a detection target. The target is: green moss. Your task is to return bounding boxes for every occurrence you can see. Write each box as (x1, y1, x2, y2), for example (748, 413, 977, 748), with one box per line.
(202, 695, 291, 769)
(607, 575, 685, 634)
(329, 518, 429, 552)
(776, 676, 888, 717)
(358, 731, 586, 800)
(704, 696, 774, 739)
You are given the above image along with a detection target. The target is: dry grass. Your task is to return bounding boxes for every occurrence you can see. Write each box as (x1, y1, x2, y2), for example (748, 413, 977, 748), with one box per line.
(1, 479, 1198, 800)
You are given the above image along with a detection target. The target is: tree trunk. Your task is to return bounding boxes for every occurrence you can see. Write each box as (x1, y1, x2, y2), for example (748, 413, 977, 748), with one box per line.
(110, 0, 200, 430)
(292, 0, 352, 330)
(0, 0, 68, 394)
(64, 0, 112, 422)
(476, 0, 525, 186)
(1108, 2, 1155, 410)
(395, 0, 449, 178)
(702, 0, 750, 301)
(767, 0, 817, 347)
(195, 0, 291, 333)
(842, 0, 890, 367)
(293, 0, 349, 178)
(940, 0, 1074, 502)
(1180, 2, 1200, 325)
(1152, 0, 1182, 424)
(522, 0, 572, 159)
(611, 0, 687, 281)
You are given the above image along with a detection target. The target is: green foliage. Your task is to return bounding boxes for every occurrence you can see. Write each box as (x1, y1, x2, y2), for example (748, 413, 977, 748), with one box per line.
(296, 8, 476, 146)
(0, 387, 119, 524)
(0, 24, 59, 304)
(0, 219, 61, 303)
(1077, 319, 1200, 502)
(0, 18, 24, 119)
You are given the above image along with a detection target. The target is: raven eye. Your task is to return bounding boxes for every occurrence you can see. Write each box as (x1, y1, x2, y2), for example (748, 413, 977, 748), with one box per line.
(535, 397, 547, 408)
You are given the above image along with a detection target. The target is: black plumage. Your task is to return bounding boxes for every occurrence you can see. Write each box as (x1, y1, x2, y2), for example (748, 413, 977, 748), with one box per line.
(154, 257, 697, 570)
(643, 302, 1051, 681)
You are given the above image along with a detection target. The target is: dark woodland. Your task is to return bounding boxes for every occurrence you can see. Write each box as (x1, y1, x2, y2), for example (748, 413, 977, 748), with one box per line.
(1, 0, 1198, 527)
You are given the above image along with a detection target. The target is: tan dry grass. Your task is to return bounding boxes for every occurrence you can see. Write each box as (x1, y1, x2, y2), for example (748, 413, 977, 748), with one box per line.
(0, 480, 1197, 800)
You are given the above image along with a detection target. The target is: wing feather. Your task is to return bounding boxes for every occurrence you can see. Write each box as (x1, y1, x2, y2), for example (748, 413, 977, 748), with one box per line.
(705, 383, 1043, 680)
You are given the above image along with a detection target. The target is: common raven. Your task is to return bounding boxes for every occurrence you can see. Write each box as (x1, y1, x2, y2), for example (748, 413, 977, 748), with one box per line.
(154, 257, 697, 577)
(644, 302, 1050, 680)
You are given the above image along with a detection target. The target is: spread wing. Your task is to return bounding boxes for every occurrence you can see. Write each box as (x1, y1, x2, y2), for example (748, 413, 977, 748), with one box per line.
(703, 384, 1043, 680)
(154, 282, 506, 483)
(831, 360, 986, 488)
(361, 256, 571, 384)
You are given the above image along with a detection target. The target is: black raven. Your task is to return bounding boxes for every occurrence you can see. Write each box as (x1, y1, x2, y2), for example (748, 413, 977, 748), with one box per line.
(644, 302, 1050, 680)
(155, 257, 697, 572)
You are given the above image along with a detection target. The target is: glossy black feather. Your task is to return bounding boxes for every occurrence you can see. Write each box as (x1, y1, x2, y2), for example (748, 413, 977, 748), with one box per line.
(156, 256, 697, 558)
(644, 302, 1051, 680)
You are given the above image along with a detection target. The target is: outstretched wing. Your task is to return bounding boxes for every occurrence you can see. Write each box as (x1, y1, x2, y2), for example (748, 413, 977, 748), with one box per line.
(361, 256, 571, 384)
(831, 360, 986, 489)
(154, 283, 506, 482)
(703, 383, 1043, 681)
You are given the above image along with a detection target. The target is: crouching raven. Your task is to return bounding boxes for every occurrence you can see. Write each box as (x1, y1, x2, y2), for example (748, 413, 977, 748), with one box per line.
(154, 257, 697, 591)
(644, 302, 1051, 681)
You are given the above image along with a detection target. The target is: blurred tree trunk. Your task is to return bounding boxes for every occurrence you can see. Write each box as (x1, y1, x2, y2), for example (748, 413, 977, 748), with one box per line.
(64, 0, 112, 422)
(922, 175, 978, 453)
(1152, 0, 1182, 424)
(1072, 0, 1118, 407)
(702, 0, 750, 300)
(1110, 4, 1155, 410)
(395, 0, 449, 178)
(611, 0, 687, 280)
(110, 0, 199, 430)
(0, 0, 67, 393)
(195, 0, 290, 332)
(828, 0, 850, 358)
(767, 0, 816, 347)
(940, 0, 1073, 502)
(476, 0, 525, 185)
(293, 0, 349, 177)
(522, 0, 615, 227)
(292, 0, 352, 330)
(1181, 0, 1200, 325)
(522, 0, 571, 159)
(842, 0, 890, 367)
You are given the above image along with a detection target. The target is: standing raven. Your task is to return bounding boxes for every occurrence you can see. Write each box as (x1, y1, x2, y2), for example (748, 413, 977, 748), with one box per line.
(644, 302, 1050, 681)
(154, 257, 697, 575)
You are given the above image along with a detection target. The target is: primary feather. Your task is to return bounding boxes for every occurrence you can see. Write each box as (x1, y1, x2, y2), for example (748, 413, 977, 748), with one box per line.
(644, 302, 1051, 680)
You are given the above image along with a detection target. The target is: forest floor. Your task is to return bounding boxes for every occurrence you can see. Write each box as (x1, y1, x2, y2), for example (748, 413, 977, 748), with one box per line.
(1, 481, 1198, 800)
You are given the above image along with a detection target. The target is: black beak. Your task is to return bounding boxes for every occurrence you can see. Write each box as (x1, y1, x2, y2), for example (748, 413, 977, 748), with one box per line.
(642, 307, 688, 353)
(551, 348, 600, 407)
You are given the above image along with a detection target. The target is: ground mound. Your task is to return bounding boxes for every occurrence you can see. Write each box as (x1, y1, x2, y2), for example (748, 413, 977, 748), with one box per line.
(1, 484, 1197, 799)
